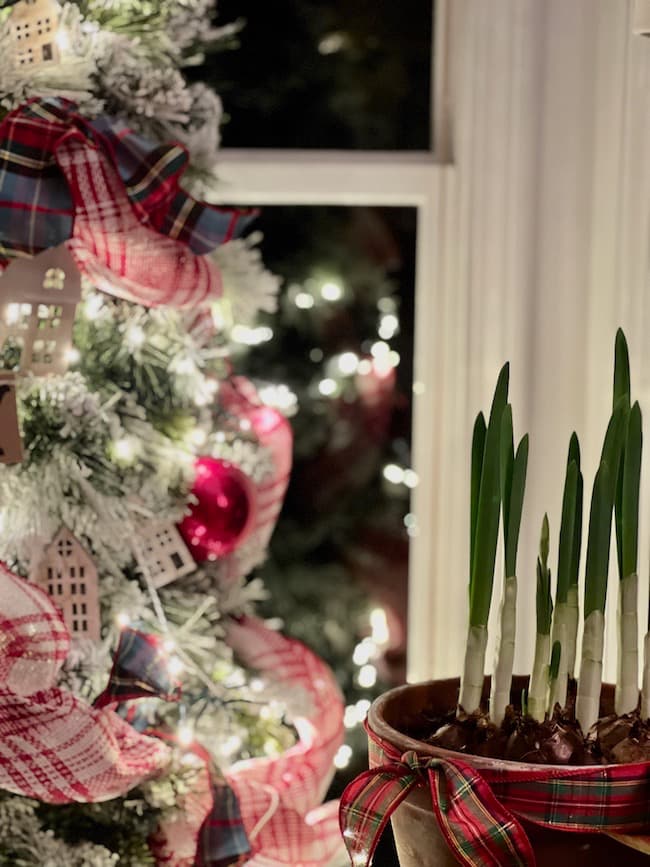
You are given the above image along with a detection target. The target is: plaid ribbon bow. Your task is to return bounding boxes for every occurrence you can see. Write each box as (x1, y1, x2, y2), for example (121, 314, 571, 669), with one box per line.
(0, 97, 254, 308)
(340, 724, 650, 867)
(340, 748, 534, 867)
(94, 628, 181, 709)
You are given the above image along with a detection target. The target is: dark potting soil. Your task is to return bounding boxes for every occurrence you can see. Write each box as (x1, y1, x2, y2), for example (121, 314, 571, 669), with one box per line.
(411, 681, 650, 766)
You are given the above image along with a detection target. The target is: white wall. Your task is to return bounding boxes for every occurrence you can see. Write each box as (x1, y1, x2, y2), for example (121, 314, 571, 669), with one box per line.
(408, 0, 650, 685)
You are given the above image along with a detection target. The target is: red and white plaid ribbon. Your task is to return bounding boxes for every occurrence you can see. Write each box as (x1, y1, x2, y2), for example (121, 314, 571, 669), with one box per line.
(0, 563, 169, 803)
(226, 616, 346, 866)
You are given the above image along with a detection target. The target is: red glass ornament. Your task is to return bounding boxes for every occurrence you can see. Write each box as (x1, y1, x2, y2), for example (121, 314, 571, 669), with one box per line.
(178, 457, 257, 561)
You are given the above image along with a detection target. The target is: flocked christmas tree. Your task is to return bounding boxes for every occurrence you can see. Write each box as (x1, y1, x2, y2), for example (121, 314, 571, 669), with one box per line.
(0, 3, 345, 866)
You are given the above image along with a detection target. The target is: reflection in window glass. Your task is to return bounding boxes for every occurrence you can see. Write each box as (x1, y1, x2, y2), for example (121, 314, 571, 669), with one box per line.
(199, 1, 433, 150)
(236, 207, 415, 766)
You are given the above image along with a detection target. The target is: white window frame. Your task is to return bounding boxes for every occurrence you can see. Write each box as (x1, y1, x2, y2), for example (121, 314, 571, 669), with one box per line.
(213, 0, 650, 687)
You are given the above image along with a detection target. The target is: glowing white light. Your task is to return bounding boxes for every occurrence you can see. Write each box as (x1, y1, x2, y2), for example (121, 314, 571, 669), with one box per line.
(352, 638, 376, 666)
(318, 378, 338, 397)
(318, 31, 346, 54)
(377, 296, 397, 313)
(320, 281, 343, 302)
(355, 698, 371, 717)
(403, 469, 419, 489)
(337, 352, 359, 375)
(334, 744, 353, 769)
(295, 292, 315, 309)
(358, 664, 378, 688)
(378, 313, 399, 340)
(370, 608, 390, 646)
(309, 348, 324, 362)
(126, 325, 145, 349)
(404, 512, 418, 529)
(113, 437, 136, 462)
(178, 724, 194, 747)
(163, 638, 176, 653)
(344, 705, 360, 728)
(231, 324, 274, 345)
(64, 347, 81, 365)
(174, 357, 195, 376)
(188, 427, 208, 447)
(383, 463, 405, 484)
(389, 350, 400, 367)
(371, 341, 390, 359)
(357, 359, 372, 375)
(5, 303, 21, 325)
(116, 612, 130, 629)
(84, 294, 104, 319)
(239, 418, 252, 431)
(259, 383, 298, 413)
(55, 27, 70, 50)
(249, 678, 265, 693)
(168, 656, 184, 677)
(413, 381, 426, 395)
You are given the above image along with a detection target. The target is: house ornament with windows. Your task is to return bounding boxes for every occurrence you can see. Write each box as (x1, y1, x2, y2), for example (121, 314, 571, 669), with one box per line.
(8, 0, 61, 69)
(29, 525, 101, 642)
(0, 243, 81, 377)
(132, 520, 196, 589)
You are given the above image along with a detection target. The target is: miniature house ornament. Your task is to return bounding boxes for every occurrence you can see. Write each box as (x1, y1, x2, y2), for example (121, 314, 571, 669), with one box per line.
(132, 520, 196, 589)
(30, 526, 101, 641)
(0, 244, 82, 376)
(9, 0, 62, 69)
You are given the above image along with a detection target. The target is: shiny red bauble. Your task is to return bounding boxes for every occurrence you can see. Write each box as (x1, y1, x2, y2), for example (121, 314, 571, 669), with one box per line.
(178, 457, 257, 561)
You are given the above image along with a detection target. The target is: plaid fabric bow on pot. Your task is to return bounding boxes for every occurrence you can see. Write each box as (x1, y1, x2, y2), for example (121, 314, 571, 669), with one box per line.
(339, 723, 650, 867)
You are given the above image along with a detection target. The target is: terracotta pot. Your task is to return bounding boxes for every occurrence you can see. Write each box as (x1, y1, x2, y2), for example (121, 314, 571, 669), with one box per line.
(367, 676, 650, 866)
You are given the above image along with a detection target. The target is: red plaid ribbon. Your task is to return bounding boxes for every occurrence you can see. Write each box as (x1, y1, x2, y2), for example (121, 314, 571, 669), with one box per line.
(339, 724, 650, 867)
(0, 563, 169, 804)
(0, 98, 253, 308)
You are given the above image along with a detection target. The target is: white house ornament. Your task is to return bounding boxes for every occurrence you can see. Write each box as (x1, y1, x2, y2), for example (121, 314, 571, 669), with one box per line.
(132, 520, 196, 588)
(30, 526, 101, 641)
(0, 244, 82, 376)
(0, 370, 23, 464)
(9, 0, 61, 69)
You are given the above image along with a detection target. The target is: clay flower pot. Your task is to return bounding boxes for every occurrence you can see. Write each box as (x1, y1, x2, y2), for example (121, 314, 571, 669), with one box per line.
(340, 676, 650, 867)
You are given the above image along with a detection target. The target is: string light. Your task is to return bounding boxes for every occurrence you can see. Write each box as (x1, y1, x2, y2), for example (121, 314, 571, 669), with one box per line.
(337, 352, 359, 375)
(126, 324, 145, 349)
(318, 378, 338, 397)
(383, 463, 405, 484)
(64, 347, 81, 365)
(320, 281, 343, 302)
(378, 313, 399, 340)
(177, 723, 194, 747)
(334, 744, 353, 769)
(113, 437, 137, 463)
(188, 427, 208, 447)
(352, 637, 377, 666)
(295, 292, 315, 309)
(403, 469, 419, 489)
(413, 381, 426, 395)
(231, 324, 274, 345)
(84, 294, 104, 320)
(357, 359, 372, 375)
(309, 348, 324, 363)
(116, 612, 130, 629)
(370, 608, 390, 646)
(168, 656, 184, 677)
(358, 664, 378, 688)
(259, 383, 298, 413)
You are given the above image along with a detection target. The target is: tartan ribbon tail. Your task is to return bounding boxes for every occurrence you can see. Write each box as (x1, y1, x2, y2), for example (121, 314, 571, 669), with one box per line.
(339, 752, 537, 867)
(339, 763, 419, 867)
